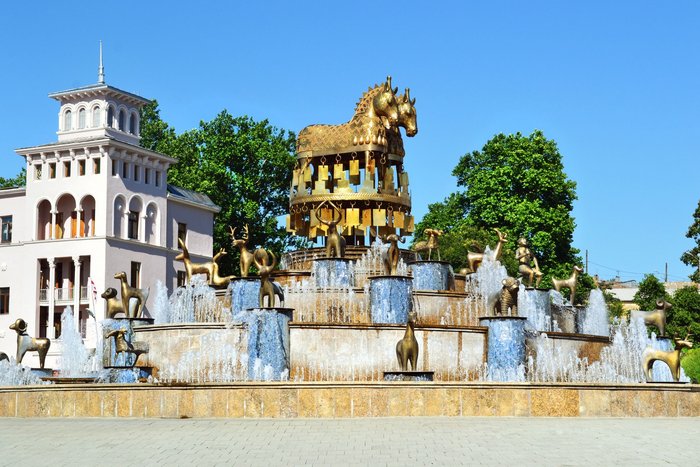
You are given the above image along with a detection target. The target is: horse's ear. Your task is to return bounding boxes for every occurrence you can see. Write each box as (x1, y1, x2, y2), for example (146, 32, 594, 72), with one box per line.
(385, 76, 392, 91)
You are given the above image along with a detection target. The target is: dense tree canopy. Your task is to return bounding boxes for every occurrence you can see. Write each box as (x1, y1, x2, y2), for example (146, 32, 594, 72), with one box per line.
(633, 274, 671, 312)
(414, 130, 590, 300)
(140, 101, 300, 275)
(633, 274, 700, 338)
(680, 199, 700, 282)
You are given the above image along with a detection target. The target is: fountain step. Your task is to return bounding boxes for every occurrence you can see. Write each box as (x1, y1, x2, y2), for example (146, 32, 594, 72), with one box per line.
(383, 371, 435, 381)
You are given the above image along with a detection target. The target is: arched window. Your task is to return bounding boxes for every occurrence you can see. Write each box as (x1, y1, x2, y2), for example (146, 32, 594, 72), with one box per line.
(118, 110, 125, 131)
(129, 113, 137, 134)
(107, 107, 114, 127)
(78, 108, 86, 129)
(92, 106, 101, 127)
(63, 110, 72, 131)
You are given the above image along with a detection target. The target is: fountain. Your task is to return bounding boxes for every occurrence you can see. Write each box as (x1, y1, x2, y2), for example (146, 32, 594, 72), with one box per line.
(0, 76, 697, 420)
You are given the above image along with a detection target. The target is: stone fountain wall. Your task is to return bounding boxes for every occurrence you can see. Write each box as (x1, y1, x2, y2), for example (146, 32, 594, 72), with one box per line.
(289, 324, 486, 381)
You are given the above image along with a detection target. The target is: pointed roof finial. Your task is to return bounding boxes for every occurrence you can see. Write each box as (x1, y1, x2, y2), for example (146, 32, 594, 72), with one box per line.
(98, 41, 105, 84)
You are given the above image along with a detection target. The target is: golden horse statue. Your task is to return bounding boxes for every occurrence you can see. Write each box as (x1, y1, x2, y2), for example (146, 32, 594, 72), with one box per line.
(296, 76, 399, 154)
(386, 88, 418, 156)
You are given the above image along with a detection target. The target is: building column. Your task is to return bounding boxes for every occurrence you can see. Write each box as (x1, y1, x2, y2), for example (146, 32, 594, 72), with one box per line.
(123, 210, 129, 239)
(73, 256, 82, 335)
(76, 208, 83, 238)
(47, 258, 56, 339)
(50, 210, 56, 240)
(140, 212, 147, 242)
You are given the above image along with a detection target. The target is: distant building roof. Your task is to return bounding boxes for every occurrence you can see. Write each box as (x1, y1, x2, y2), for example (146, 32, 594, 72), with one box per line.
(167, 185, 220, 213)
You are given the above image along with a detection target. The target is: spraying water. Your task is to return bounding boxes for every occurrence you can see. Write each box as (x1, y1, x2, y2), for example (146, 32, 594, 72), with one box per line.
(581, 289, 610, 336)
(58, 306, 92, 377)
(0, 359, 48, 386)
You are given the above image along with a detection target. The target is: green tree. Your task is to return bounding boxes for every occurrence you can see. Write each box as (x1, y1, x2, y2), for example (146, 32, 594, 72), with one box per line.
(453, 130, 578, 270)
(0, 167, 26, 188)
(681, 348, 700, 383)
(140, 101, 300, 275)
(667, 286, 700, 338)
(633, 274, 670, 312)
(414, 130, 589, 300)
(680, 199, 700, 282)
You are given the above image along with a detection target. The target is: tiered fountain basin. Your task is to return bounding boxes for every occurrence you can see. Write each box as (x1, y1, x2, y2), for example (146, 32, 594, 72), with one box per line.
(1, 381, 698, 418)
(2, 248, 696, 418)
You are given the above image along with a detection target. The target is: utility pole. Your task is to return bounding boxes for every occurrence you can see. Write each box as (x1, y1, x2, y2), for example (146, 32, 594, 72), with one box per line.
(665, 262, 668, 283)
(585, 250, 588, 275)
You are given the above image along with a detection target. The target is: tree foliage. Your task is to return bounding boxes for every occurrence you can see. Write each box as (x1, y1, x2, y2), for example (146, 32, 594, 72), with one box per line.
(140, 101, 300, 275)
(0, 167, 26, 188)
(453, 130, 578, 270)
(680, 199, 700, 282)
(414, 130, 589, 300)
(633, 274, 670, 312)
(667, 286, 700, 339)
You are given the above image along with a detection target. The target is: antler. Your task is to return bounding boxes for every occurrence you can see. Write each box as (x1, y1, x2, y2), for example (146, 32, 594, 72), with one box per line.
(329, 201, 342, 224)
(243, 224, 249, 239)
(229, 226, 237, 241)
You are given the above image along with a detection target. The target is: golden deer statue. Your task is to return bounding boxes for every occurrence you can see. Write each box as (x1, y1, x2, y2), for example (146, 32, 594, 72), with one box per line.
(114, 271, 150, 318)
(229, 225, 255, 277)
(466, 228, 507, 273)
(412, 228, 443, 261)
(316, 201, 346, 258)
(642, 333, 693, 382)
(175, 238, 233, 287)
(551, 265, 584, 304)
(253, 249, 278, 308)
(632, 299, 670, 337)
(396, 311, 419, 371)
(371, 227, 405, 275)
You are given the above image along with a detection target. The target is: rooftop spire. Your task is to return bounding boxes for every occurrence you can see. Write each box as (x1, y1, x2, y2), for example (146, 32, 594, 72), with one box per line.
(97, 41, 105, 84)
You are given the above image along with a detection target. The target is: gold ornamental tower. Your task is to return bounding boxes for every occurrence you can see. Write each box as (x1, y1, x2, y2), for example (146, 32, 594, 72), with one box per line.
(286, 77, 417, 244)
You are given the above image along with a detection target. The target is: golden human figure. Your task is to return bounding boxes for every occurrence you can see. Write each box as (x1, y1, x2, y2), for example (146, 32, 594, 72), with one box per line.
(515, 238, 543, 288)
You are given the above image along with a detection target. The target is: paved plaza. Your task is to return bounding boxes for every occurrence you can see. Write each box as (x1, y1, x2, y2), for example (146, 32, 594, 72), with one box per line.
(0, 417, 697, 466)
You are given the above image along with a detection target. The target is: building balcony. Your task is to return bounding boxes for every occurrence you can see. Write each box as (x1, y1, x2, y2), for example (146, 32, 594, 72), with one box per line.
(38, 286, 89, 305)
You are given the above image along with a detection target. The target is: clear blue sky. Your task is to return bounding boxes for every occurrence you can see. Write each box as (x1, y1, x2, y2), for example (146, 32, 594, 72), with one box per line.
(1, 1, 698, 283)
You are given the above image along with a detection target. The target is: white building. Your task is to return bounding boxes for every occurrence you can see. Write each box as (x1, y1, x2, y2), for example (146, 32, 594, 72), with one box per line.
(0, 65, 218, 367)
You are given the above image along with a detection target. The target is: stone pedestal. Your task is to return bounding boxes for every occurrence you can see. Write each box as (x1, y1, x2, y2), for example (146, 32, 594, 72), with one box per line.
(520, 288, 552, 332)
(312, 258, 354, 288)
(242, 307, 294, 380)
(102, 318, 151, 368)
(409, 261, 454, 291)
(479, 316, 527, 381)
(230, 278, 261, 315)
(368, 275, 413, 324)
(383, 371, 434, 382)
(551, 305, 584, 334)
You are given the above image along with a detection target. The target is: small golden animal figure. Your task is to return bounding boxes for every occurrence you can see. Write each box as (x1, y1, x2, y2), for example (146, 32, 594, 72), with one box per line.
(515, 237, 543, 288)
(632, 299, 670, 337)
(494, 277, 520, 316)
(114, 271, 150, 319)
(642, 333, 693, 382)
(253, 249, 278, 308)
(412, 228, 444, 261)
(396, 311, 419, 371)
(551, 265, 584, 304)
(105, 328, 149, 366)
(102, 287, 127, 318)
(210, 249, 235, 287)
(466, 228, 507, 273)
(316, 201, 346, 258)
(229, 225, 255, 277)
(9, 318, 51, 369)
(371, 228, 406, 275)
